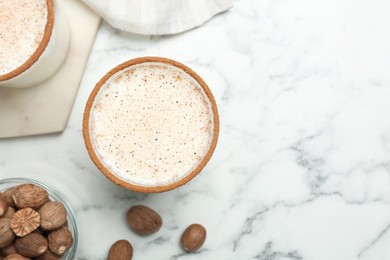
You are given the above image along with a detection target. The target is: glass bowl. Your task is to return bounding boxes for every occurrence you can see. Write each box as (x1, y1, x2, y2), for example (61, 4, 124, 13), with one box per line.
(0, 178, 78, 259)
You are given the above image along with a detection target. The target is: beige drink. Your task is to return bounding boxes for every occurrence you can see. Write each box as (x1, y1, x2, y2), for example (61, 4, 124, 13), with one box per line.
(0, 0, 69, 88)
(83, 57, 219, 193)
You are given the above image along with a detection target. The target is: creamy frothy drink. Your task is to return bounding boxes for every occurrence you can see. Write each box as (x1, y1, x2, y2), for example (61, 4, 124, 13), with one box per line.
(83, 57, 219, 193)
(0, 0, 47, 75)
(0, 0, 69, 88)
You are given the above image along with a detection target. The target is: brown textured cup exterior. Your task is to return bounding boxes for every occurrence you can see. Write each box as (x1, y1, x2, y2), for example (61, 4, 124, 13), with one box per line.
(83, 57, 220, 193)
(0, 0, 54, 81)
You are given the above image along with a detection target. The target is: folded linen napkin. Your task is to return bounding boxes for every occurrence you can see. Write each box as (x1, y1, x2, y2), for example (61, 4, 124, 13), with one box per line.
(82, 0, 233, 35)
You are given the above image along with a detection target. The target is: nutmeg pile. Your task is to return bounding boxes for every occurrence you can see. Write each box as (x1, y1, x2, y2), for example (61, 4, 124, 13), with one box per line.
(0, 184, 73, 259)
(107, 205, 206, 259)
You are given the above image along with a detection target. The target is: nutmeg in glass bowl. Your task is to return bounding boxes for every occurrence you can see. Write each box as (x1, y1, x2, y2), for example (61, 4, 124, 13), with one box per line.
(0, 178, 78, 259)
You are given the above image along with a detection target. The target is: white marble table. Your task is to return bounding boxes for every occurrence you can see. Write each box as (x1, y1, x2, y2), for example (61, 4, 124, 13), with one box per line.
(2, 0, 390, 259)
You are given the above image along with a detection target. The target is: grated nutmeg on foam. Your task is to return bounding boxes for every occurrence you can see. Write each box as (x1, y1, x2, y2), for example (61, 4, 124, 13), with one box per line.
(89, 62, 215, 187)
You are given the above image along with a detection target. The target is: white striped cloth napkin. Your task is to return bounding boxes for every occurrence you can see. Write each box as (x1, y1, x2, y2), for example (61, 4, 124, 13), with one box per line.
(82, 0, 233, 35)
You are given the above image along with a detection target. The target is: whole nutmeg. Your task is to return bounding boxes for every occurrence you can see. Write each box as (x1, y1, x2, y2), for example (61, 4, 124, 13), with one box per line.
(1, 243, 18, 256)
(4, 254, 31, 260)
(32, 227, 45, 235)
(0, 197, 9, 217)
(15, 233, 48, 257)
(2, 187, 17, 208)
(108, 240, 133, 260)
(0, 218, 16, 248)
(11, 208, 41, 237)
(38, 202, 67, 231)
(126, 205, 162, 235)
(181, 224, 207, 252)
(1, 207, 16, 220)
(35, 250, 61, 260)
(12, 184, 49, 210)
(48, 227, 73, 255)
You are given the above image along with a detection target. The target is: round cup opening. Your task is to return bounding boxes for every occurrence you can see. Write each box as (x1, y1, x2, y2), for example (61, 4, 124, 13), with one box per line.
(0, 0, 54, 82)
(83, 57, 220, 193)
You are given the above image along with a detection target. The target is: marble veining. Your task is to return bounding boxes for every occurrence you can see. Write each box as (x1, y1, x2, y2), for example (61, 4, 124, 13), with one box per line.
(1, 0, 390, 259)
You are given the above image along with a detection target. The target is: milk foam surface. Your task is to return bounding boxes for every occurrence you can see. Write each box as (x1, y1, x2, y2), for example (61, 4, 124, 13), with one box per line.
(90, 62, 214, 186)
(0, 0, 48, 75)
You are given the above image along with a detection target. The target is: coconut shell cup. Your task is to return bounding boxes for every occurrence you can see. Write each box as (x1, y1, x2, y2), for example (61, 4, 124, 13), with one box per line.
(83, 56, 219, 193)
(0, 0, 70, 88)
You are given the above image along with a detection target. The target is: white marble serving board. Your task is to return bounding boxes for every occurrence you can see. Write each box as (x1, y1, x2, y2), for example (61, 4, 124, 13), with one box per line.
(0, 0, 100, 139)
